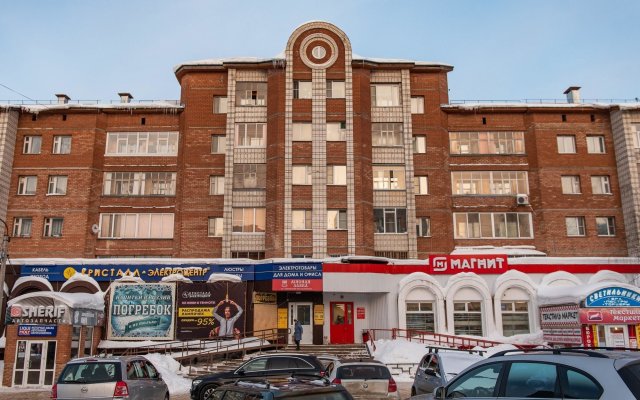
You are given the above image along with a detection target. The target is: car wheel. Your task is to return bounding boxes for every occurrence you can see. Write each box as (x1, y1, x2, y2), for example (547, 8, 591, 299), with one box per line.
(200, 384, 218, 400)
(411, 386, 416, 396)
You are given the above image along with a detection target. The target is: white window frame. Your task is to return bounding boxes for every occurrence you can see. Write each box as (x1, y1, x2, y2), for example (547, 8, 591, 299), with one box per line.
(102, 172, 176, 196)
(213, 96, 228, 114)
(327, 210, 347, 230)
(17, 176, 37, 195)
(596, 216, 616, 237)
(327, 165, 347, 185)
(52, 135, 72, 154)
(415, 176, 429, 195)
(587, 135, 605, 154)
(372, 123, 403, 147)
(561, 175, 581, 194)
(292, 123, 312, 141)
(449, 131, 525, 155)
(232, 208, 266, 233)
(451, 171, 529, 195)
(47, 175, 68, 195)
(23, 136, 42, 154)
(293, 81, 312, 99)
(292, 209, 312, 230)
(453, 301, 483, 336)
(591, 175, 612, 194)
(210, 176, 225, 195)
(327, 122, 346, 141)
(374, 208, 407, 234)
(105, 132, 179, 156)
(371, 84, 400, 107)
(373, 166, 405, 190)
(565, 216, 586, 237)
(236, 82, 267, 106)
(557, 135, 577, 154)
(43, 217, 64, 238)
(454, 212, 533, 239)
(208, 217, 223, 237)
(13, 217, 32, 237)
(211, 135, 226, 153)
(235, 123, 266, 148)
(501, 301, 530, 336)
(233, 164, 266, 189)
(326, 81, 345, 99)
(410, 96, 424, 114)
(405, 301, 435, 331)
(417, 217, 431, 237)
(99, 213, 174, 239)
(292, 165, 313, 185)
(413, 136, 426, 154)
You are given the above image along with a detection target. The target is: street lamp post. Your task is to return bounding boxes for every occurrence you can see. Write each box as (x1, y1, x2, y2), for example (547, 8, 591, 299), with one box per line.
(0, 218, 10, 307)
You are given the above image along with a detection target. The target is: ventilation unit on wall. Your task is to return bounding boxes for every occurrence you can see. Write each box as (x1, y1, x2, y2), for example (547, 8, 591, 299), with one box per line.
(516, 194, 529, 206)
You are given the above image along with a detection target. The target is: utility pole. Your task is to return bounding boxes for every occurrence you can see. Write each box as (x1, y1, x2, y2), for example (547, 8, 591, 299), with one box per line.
(0, 218, 10, 309)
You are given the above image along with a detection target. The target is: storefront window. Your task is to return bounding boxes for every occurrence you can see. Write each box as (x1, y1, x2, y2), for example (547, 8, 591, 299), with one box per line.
(84, 326, 94, 356)
(71, 326, 81, 359)
(406, 302, 435, 332)
(44, 341, 56, 385)
(501, 301, 530, 336)
(453, 301, 483, 336)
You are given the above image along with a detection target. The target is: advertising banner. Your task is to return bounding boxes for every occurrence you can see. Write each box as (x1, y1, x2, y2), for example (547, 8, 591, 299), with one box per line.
(8, 294, 104, 326)
(584, 287, 640, 308)
(539, 305, 580, 328)
(176, 282, 246, 340)
(18, 325, 57, 337)
(579, 308, 640, 324)
(256, 263, 323, 291)
(108, 283, 175, 340)
(428, 255, 508, 274)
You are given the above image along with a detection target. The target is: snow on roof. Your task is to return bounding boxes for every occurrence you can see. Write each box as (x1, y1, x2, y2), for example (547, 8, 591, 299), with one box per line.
(113, 273, 145, 283)
(12, 276, 53, 292)
(60, 273, 102, 293)
(617, 103, 640, 110)
(588, 270, 628, 285)
(7, 291, 104, 310)
(452, 246, 546, 257)
(207, 273, 242, 283)
(493, 269, 536, 291)
(19, 102, 182, 114)
(443, 103, 612, 110)
(161, 273, 193, 283)
(537, 279, 639, 306)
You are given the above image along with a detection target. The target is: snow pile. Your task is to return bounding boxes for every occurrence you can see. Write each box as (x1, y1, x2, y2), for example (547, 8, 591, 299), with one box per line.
(538, 280, 639, 306)
(12, 276, 53, 292)
(161, 273, 193, 283)
(60, 272, 102, 293)
(7, 291, 104, 310)
(113, 273, 145, 283)
(372, 339, 429, 365)
(207, 273, 242, 283)
(143, 353, 191, 394)
(486, 331, 544, 346)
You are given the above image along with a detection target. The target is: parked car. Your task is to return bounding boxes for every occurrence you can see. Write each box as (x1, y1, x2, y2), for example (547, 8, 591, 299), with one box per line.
(52, 355, 169, 400)
(190, 353, 325, 400)
(326, 359, 400, 399)
(411, 347, 485, 396)
(206, 375, 354, 399)
(427, 348, 640, 399)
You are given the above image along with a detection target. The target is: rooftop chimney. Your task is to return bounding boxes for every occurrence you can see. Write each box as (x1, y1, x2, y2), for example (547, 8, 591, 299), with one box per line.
(55, 93, 70, 104)
(118, 92, 134, 103)
(564, 86, 581, 104)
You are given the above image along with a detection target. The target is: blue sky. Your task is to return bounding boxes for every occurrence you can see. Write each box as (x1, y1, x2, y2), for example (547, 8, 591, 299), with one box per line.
(1, 0, 638, 102)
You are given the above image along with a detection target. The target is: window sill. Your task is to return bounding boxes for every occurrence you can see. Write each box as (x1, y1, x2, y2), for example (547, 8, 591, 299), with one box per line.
(46, 194, 67, 196)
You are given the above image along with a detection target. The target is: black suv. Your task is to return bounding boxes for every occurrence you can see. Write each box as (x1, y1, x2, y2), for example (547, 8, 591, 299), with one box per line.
(191, 353, 325, 400)
(206, 376, 354, 400)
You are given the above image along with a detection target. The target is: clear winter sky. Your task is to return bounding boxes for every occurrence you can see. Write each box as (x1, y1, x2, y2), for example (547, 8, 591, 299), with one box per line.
(1, 0, 639, 102)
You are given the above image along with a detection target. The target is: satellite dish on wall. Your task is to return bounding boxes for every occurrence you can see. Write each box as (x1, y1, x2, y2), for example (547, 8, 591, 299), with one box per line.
(91, 224, 100, 234)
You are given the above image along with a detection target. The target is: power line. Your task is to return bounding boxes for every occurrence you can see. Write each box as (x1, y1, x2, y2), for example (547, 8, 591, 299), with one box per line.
(0, 83, 35, 101)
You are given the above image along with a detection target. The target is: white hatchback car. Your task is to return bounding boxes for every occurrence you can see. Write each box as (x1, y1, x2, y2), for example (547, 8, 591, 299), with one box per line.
(326, 359, 400, 399)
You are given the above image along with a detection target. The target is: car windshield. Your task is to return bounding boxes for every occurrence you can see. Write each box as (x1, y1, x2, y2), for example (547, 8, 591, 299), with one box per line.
(337, 365, 391, 380)
(59, 362, 120, 384)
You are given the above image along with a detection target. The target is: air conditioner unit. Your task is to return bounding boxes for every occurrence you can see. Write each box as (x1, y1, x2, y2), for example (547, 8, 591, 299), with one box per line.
(516, 194, 529, 206)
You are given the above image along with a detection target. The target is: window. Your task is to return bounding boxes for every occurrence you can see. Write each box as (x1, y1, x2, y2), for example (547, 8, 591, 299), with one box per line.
(99, 213, 174, 239)
(232, 208, 265, 233)
(209, 176, 225, 195)
(17, 176, 37, 195)
(292, 123, 312, 141)
(213, 96, 228, 113)
(410, 96, 424, 114)
(52, 135, 72, 154)
(557, 135, 577, 154)
(102, 172, 176, 196)
(453, 301, 483, 335)
(326, 81, 345, 98)
(449, 131, 525, 155)
(293, 81, 312, 99)
(451, 171, 529, 195)
(566, 217, 586, 236)
(454, 212, 533, 239)
(233, 164, 266, 189)
(235, 82, 267, 106)
(235, 123, 266, 147)
(327, 210, 347, 230)
(327, 165, 347, 185)
(371, 84, 400, 107)
(504, 362, 558, 398)
(105, 132, 179, 156)
(596, 217, 616, 236)
(373, 166, 405, 190)
(374, 208, 407, 233)
(561, 175, 581, 194)
(415, 176, 429, 195)
(208, 217, 223, 237)
(211, 135, 225, 153)
(501, 301, 530, 336)
(591, 175, 611, 194)
(292, 165, 312, 185)
(406, 302, 434, 331)
(587, 135, 605, 153)
(292, 210, 312, 230)
(13, 217, 32, 237)
(43, 217, 64, 237)
(327, 122, 346, 141)
(372, 123, 403, 146)
(564, 368, 603, 399)
(23, 136, 42, 154)
(231, 251, 265, 260)
(413, 136, 426, 153)
(47, 175, 68, 195)
(445, 363, 502, 398)
(416, 217, 431, 237)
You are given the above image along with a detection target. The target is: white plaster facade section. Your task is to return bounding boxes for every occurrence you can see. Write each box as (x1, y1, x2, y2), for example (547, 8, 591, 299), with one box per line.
(231, 190, 266, 207)
(233, 148, 266, 164)
(0, 110, 18, 222)
(372, 148, 405, 164)
(370, 71, 402, 83)
(374, 234, 409, 251)
(230, 233, 265, 251)
(312, 68, 328, 258)
(401, 69, 417, 259)
(236, 71, 268, 82)
(444, 273, 495, 336)
(397, 272, 446, 332)
(222, 69, 237, 258)
(371, 108, 404, 122)
(540, 271, 582, 287)
(492, 270, 538, 336)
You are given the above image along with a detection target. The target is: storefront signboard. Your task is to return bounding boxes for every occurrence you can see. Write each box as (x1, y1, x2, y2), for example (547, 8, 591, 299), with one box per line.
(256, 263, 323, 292)
(253, 292, 276, 304)
(357, 307, 365, 319)
(579, 308, 640, 324)
(539, 305, 580, 328)
(314, 305, 324, 325)
(272, 279, 323, 291)
(176, 282, 246, 340)
(581, 325, 596, 347)
(584, 287, 640, 308)
(108, 283, 175, 340)
(428, 255, 508, 274)
(277, 308, 288, 329)
(544, 328, 583, 344)
(17, 325, 57, 337)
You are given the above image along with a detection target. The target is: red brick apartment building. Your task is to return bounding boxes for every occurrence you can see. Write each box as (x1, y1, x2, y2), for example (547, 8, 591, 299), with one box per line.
(0, 21, 637, 261)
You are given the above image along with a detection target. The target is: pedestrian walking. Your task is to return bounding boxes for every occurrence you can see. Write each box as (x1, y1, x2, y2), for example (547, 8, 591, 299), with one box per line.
(293, 319, 303, 351)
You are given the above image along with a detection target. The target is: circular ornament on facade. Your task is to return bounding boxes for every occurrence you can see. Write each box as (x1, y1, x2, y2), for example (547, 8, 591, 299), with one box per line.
(300, 33, 339, 69)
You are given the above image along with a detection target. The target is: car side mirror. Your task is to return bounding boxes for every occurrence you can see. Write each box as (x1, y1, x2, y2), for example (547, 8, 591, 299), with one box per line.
(237, 369, 245, 375)
(434, 386, 445, 399)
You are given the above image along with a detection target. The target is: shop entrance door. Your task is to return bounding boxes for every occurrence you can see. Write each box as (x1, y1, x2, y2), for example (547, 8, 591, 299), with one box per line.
(289, 302, 313, 344)
(14, 340, 57, 387)
(604, 325, 628, 348)
(330, 302, 354, 344)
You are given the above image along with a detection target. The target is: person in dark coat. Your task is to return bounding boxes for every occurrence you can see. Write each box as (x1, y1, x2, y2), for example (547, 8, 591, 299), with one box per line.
(293, 319, 303, 350)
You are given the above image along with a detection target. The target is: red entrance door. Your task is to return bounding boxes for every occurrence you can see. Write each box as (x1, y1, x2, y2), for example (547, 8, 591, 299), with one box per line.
(330, 302, 354, 344)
